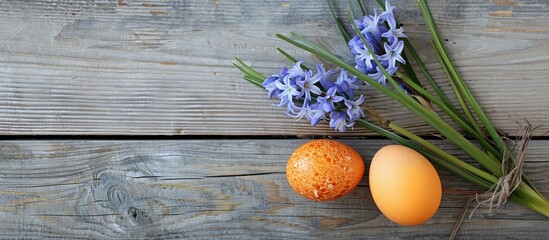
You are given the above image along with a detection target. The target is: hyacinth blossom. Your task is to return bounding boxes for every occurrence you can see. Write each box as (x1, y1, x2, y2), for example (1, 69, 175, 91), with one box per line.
(348, 0, 406, 86)
(262, 61, 365, 132)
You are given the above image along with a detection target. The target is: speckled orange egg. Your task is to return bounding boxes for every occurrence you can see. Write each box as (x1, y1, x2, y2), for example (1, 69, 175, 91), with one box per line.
(286, 139, 365, 201)
(369, 145, 442, 226)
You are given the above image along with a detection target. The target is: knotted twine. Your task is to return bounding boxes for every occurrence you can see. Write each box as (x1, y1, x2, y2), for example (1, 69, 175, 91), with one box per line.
(450, 122, 540, 240)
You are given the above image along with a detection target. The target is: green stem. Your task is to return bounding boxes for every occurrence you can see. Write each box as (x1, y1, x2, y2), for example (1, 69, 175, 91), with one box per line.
(419, 0, 505, 154)
(388, 122, 498, 184)
(396, 71, 472, 132)
(356, 0, 366, 16)
(399, 51, 423, 88)
(403, 38, 457, 115)
(234, 58, 265, 83)
(512, 182, 549, 217)
(348, 0, 358, 19)
(511, 194, 549, 218)
(327, 0, 351, 44)
(396, 71, 501, 160)
(276, 47, 310, 71)
(431, 40, 485, 140)
(419, 0, 543, 196)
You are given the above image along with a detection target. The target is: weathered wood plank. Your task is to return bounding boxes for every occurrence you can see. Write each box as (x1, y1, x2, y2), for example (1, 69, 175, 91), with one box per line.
(1, 0, 549, 136)
(1, 139, 548, 239)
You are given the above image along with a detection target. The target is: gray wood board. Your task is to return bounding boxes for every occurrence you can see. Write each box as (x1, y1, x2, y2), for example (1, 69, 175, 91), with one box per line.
(1, 0, 549, 136)
(1, 139, 548, 239)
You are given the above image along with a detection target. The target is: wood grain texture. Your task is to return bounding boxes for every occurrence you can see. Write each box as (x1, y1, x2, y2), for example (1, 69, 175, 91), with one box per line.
(1, 139, 548, 239)
(1, 0, 548, 136)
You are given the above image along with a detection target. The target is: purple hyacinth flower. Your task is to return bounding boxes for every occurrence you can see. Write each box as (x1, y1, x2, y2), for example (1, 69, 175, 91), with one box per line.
(379, 0, 396, 22)
(287, 102, 326, 127)
(287, 61, 306, 80)
(353, 18, 365, 30)
(379, 40, 406, 69)
(313, 64, 335, 90)
(348, 36, 361, 55)
(348, 0, 408, 79)
(368, 66, 398, 86)
(329, 111, 354, 132)
(352, 41, 376, 70)
(287, 99, 310, 119)
(335, 70, 359, 98)
(361, 9, 383, 40)
(307, 103, 326, 126)
(275, 75, 299, 112)
(381, 13, 407, 41)
(263, 67, 288, 99)
(316, 87, 344, 112)
(296, 70, 322, 101)
(345, 95, 366, 121)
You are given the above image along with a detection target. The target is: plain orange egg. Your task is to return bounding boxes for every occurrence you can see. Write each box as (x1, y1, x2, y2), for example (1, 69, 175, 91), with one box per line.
(286, 139, 365, 201)
(369, 145, 442, 226)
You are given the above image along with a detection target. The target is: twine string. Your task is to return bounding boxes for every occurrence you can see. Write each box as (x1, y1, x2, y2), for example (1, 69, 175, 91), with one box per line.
(450, 122, 539, 240)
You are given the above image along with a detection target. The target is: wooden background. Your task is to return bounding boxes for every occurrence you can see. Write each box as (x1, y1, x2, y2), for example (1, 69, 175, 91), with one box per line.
(1, 0, 548, 239)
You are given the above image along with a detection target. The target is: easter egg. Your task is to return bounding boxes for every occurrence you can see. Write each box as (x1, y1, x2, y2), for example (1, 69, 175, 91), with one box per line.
(286, 139, 365, 201)
(369, 145, 442, 226)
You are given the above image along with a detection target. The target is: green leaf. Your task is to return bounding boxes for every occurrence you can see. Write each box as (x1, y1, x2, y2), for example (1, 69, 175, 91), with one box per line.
(403, 38, 458, 117)
(356, 0, 366, 16)
(276, 47, 311, 70)
(233, 58, 265, 88)
(418, 0, 504, 154)
(327, 0, 351, 44)
(431, 40, 484, 139)
(396, 71, 501, 160)
(399, 51, 423, 88)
